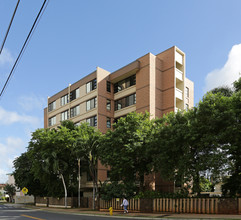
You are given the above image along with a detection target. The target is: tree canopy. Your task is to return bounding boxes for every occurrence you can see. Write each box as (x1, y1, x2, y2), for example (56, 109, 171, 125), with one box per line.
(13, 77, 241, 198)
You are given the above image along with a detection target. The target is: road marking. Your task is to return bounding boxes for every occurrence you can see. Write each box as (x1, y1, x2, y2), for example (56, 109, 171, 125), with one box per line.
(21, 214, 46, 220)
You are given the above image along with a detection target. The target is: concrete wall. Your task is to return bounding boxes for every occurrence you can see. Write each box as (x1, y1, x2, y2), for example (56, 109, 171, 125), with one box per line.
(15, 195, 34, 204)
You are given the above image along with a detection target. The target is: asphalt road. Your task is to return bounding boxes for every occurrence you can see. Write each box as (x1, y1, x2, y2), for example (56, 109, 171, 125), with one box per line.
(0, 204, 133, 220)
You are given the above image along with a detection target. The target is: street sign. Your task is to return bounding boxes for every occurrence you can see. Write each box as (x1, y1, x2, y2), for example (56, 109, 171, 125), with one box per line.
(22, 187, 28, 194)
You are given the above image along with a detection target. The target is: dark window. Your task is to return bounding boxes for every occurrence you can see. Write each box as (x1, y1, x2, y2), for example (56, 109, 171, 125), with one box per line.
(86, 97, 97, 111)
(48, 116, 56, 126)
(87, 170, 93, 181)
(185, 87, 189, 98)
(114, 93, 136, 111)
(61, 94, 69, 106)
(48, 101, 56, 112)
(70, 88, 79, 101)
(70, 105, 80, 118)
(114, 75, 136, 93)
(86, 115, 97, 127)
(106, 81, 111, 92)
(107, 170, 111, 179)
(185, 104, 189, 110)
(61, 110, 69, 121)
(107, 117, 111, 128)
(106, 99, 111, 110)
(86, 79, 97, 93)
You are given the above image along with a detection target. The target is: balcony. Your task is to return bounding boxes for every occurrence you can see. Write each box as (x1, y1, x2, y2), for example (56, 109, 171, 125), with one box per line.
(175, 107, 181, 113)
(175, 68, 183, 81)
(175, 88, 183, 100)
(175, 51, 183, 65)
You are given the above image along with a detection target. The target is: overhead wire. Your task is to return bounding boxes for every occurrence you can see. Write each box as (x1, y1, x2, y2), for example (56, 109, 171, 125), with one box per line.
(0, 0, 20, 54)
(0, 0, 49, 99)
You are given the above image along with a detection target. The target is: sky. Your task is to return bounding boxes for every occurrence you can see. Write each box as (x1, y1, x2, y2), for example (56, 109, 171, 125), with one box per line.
(0, 0, 241, 183)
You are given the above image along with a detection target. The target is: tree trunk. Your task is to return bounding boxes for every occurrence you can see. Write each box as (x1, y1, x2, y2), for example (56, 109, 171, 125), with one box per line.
(92, 182, 95, 210)
(60, 174, 67, 208)
(193, 171, 201, 196)
(78, 158, 81, 208)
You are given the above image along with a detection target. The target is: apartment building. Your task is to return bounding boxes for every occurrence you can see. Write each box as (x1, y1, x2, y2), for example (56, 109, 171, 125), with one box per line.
(44, 46, 194, 195)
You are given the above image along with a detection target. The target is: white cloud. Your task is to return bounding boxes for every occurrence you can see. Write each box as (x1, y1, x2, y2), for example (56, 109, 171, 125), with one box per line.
(0, 137, 25, 183)
(204, 43, 241, 92)
(6, 137, 25, 150)
(0, 106, 40, 126)
(0, 168, 8, 183)
(0, 48, 14, 66)
(18, 94, 46, 112)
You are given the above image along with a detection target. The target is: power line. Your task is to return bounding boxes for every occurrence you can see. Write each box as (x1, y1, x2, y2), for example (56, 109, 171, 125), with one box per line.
(0, 0, 20, 54)
(0, 0, 49, 99)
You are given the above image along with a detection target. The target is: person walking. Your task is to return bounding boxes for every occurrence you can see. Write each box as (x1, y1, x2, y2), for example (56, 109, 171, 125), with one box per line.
(121, 197, 129, 213)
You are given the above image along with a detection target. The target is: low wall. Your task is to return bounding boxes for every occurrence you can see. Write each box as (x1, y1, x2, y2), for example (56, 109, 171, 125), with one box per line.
(15, 195, 34, 204)
(35, 197, 87, 208)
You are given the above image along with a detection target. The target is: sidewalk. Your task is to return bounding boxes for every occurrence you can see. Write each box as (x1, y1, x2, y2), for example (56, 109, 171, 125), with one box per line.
(13, 204, 241, 219)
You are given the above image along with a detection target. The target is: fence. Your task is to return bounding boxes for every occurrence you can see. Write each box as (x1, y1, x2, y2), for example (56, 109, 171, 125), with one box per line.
(153, 198, 218, 213)
(100, 198, 140, 211)
(100, 197, 241, 214)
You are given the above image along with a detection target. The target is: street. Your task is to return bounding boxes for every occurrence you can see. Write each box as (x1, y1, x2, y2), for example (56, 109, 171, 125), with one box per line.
(0, 204, 134, 220)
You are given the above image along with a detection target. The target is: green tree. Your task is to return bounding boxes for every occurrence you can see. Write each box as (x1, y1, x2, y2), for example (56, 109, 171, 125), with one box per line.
(222, 83, 241, 196)
(153, 92, 229, 195)
(99, 181, 137, 201)
(199, 177, 214, 192)
(27, 123, 77, 203)
(233, 76, 241, 92)
(73, 122, 102, 209)
(4, 184, 16, 203)
(99, 112, 154, 192)
(13, 152, 46, 197)
(210, 86, 233, 97)
(152, 111, 192, 191)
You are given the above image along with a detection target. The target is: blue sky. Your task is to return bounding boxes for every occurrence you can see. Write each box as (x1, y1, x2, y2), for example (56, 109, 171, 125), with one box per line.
(1, 0, 241, 183)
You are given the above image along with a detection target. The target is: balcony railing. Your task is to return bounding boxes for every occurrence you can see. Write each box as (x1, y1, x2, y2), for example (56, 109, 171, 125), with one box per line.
(175, 88, 183, 100)
(175, 68, 183, 81)
(175, 107, 181, 113)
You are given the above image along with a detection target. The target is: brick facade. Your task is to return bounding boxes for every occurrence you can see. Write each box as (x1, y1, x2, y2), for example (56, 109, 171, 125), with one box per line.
(44, 46, 194, 195)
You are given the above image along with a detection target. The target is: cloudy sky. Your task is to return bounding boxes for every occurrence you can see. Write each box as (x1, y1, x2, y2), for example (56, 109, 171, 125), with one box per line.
(1, 0, 241, 183)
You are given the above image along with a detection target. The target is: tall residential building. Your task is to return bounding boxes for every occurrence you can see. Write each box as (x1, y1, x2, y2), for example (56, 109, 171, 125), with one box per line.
(44, 46, 194, 195)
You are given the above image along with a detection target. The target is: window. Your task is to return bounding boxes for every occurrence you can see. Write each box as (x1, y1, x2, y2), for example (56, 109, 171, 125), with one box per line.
(106, 81, 111, 92)
(75, 121, 81, 126)
(61, 110, 69, 121)
(114, 75, 136, 93)
(107, 170, 111, 180)
(86, 79, 97, 93)
(70, 105, 80, 118)
(61, 94, 69, 106)
(86, 97, 97, 111)
(106, 99, 111, 110)
(87, 170, 93, 181)
(48, 116, 56, 126)
(186, 104, 189, 110)
(114, 93, 136, 111)
(70, 88, 80, 101)
(86, 115, 97, 127)
(48, 101, 56, 112)
(185, 87, 189, 98)
(107, 117, 111, 128)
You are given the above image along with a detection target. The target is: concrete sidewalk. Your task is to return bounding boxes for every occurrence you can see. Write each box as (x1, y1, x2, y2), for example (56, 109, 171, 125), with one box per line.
(12, 204, 241, 219)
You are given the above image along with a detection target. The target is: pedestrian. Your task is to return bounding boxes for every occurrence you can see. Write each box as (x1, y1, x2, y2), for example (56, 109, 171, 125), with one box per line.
(121, 197, 129, 213)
